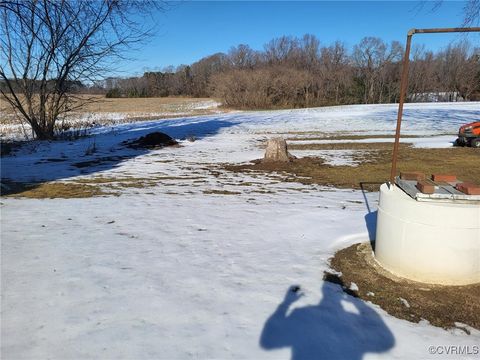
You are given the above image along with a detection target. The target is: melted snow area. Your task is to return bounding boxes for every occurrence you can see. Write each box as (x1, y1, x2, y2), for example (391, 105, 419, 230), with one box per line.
(2, 102, 480, 359)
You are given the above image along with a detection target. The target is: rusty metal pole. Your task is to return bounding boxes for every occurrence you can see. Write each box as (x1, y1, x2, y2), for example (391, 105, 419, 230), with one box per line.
(389, 27, 480, 187)
(390, 30, 412, 186)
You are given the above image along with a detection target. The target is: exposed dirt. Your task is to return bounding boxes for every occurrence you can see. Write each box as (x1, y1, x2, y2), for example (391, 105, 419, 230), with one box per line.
(325, 242, 480, 332)
(223, 146, 480, 191)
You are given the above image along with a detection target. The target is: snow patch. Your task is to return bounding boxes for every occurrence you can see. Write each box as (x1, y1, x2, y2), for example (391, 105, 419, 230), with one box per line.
(2, 102, 480, 359)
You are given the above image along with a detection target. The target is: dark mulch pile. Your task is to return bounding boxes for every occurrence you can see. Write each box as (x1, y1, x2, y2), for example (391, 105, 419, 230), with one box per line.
(124, 132, 178, 149)
(326, 242, 480, 332)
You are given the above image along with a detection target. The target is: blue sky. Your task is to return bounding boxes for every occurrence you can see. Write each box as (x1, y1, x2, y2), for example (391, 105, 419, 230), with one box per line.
(119, 1, 479, 75)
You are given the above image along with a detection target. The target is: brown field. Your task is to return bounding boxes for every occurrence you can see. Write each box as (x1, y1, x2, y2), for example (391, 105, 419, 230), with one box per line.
(69, 95, 220, 113)
(0, 95, 220, 113)
(0, 95, 226, 126)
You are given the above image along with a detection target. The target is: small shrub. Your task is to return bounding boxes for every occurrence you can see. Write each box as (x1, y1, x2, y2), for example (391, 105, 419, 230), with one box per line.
(105, 88, 122, 98)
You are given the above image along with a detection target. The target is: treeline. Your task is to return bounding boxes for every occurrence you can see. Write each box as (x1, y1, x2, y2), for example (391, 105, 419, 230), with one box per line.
(0, 79, 86, 94)
(105, 34, 480, 109)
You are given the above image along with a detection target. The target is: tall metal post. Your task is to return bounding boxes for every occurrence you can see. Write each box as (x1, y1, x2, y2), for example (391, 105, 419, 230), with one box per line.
(390, 31, 412, 185)
(389, 27, 480, 186)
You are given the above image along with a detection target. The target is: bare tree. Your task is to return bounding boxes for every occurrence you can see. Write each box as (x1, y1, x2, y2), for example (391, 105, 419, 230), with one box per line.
(463, 0, 480, 26)
(320, 41, 351, 104)
(0, 0, 160, 139)
(437, 42, 480, 100)
(418, 0, 480, 26)
(190, 53, 229, 97)
(353, 37, 402, 104)
(228, 44, 259, 69)
(264, 36, 299, 66)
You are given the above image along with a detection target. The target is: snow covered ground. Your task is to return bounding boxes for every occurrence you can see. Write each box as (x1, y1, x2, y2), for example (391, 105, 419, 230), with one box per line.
(2, 102, 480, 359)
(0, 99, 223, 140)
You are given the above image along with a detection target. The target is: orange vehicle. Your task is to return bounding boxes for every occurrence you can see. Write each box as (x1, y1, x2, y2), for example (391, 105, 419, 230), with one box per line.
(455, 121, 480, 148)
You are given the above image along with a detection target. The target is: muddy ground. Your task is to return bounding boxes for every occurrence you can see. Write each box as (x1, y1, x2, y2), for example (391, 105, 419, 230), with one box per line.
(326, 242, 480, 332)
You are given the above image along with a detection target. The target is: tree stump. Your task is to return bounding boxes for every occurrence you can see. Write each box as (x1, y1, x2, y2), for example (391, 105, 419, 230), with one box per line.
(263, 137, 295, 163)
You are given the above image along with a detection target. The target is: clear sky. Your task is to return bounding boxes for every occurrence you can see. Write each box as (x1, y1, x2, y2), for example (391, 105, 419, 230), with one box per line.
(119, 1, 480, 75)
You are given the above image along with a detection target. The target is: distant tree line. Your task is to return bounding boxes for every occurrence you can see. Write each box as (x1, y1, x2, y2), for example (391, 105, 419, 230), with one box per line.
(2, 32, 479, 112)
(102, 34, 480, 109)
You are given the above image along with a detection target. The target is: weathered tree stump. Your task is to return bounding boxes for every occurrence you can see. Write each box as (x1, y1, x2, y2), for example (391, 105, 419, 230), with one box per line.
(263, 137, 295, 163)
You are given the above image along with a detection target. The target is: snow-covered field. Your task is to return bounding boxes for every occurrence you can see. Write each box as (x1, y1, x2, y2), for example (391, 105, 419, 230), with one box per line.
(2, 102, 480, 359)
(0, 99, 223, 140)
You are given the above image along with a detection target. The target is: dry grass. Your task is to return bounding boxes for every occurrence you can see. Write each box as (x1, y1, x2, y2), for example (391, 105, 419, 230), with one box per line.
(1, 96, 227, 131)
(327, 242, 480, 331)
(1, 181, 110, 199)
(73, 176, 152, 184)
(71, 95, 219, 113)
(74, 175, 201, 184)
(288, 142, 398, 151)
(224, 145, 480, 191)
(1, 95, 220, 115)
(285, 134, 435, 142)
(0, 174, 212, 199)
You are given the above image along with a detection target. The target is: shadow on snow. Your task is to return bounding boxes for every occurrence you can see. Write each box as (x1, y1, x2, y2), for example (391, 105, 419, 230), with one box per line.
(1, 116, 240, 195)
(260, 280, 395, 360)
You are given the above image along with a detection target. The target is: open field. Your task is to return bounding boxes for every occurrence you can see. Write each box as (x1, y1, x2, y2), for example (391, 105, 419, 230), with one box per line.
(70, 95, 222, 114)
(2, 102, 480, 359)
(4, 143, 479, 198)
(0, 95, 226, 139)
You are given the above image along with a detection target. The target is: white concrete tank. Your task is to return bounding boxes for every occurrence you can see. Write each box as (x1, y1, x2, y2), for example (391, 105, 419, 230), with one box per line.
(375, 183, 480, 285)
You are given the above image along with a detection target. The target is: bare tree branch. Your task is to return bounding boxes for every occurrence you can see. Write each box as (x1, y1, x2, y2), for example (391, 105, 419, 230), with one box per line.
(0, 0, 162, 139)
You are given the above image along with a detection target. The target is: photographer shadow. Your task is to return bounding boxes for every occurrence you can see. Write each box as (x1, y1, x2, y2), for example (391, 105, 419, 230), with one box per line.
(260, 280, 395, 360)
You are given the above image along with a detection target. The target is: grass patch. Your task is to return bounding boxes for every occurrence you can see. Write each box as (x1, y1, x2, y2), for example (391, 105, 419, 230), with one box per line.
(74, 175, 202, 184)
(288, 142, 407, 151)
(286, 134, 433, 142)
(74, 176, 151, 184)
(2, 181, 109, 198)
(223, 146, 480, 191)
(326, 242, 480, 331)
(1, 175, 211, 199)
